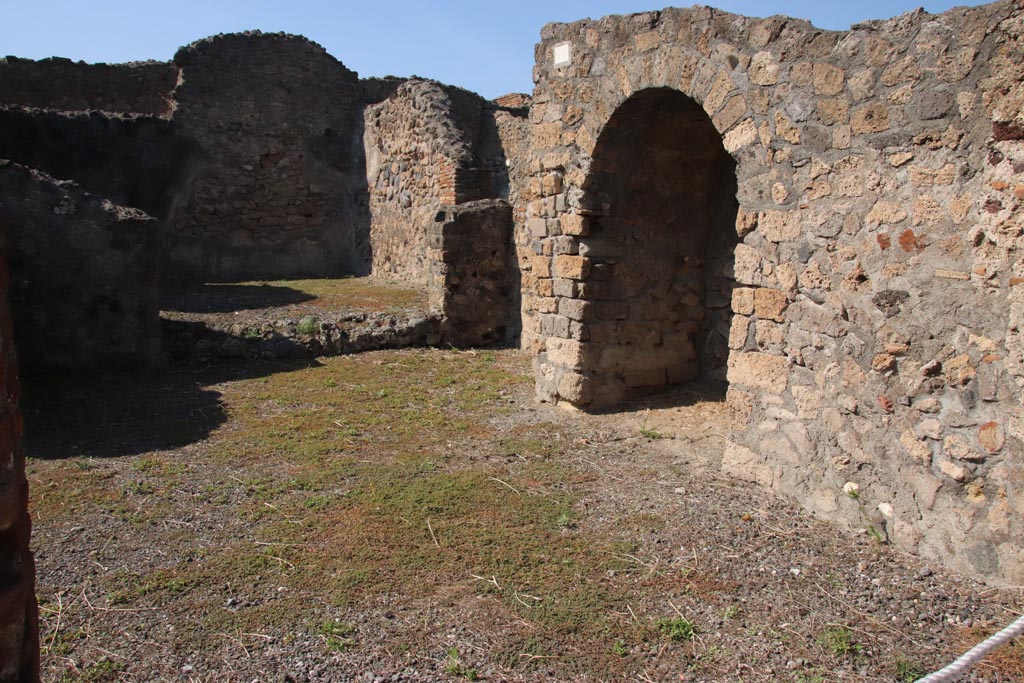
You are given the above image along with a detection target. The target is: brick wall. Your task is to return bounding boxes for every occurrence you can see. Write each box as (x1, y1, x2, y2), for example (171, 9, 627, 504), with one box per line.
(363, 80, 519, 343)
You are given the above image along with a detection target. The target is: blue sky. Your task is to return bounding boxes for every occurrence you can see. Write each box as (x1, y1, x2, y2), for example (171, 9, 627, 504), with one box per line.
(1, 1, 986, 99)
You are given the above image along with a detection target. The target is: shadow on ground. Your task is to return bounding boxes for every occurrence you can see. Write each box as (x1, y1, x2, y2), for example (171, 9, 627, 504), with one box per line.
(160, 283, 316, 313)
(590, 379, 728, 416)
(23, 358, 322, 460)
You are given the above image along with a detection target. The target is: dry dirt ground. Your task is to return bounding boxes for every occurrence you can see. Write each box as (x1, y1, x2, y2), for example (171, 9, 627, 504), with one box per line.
(22, 281, 1024, 683)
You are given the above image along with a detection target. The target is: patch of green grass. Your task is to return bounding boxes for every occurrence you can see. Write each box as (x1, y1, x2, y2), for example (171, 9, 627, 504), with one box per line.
(107, 568, 196, 606)
(132, 457, 160, 473)
(303, 494, 334, 510)
(123, 479, 155, 495)
(102, 502, 143, 524)
(445, 647, 478, 680)
(296, 316, 320, 336)
(132, 457, 187, 478)
(208, 350, 526, 470)
(238, 276, 428, 313)
(60, 658, 120, 683)
(818, 625, 863, 659)
(28, 349, 692, 681)
(656, 617, 696, 642)
(894, 655, 925, 682)
(42, 625, 87, 657)
(555, 509, 575, 529)
(318, 620, 356, 651)
(793, 671, 825, 683)
(639, 427, 665, 440)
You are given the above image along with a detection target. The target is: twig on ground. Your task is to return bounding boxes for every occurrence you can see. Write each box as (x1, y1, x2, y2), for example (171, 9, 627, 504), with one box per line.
(45, 592, 66, 653)
(488, 476, 521, 495)
(601, 550, 653, 567)
(513, 588, 542, 607)
(470, 574, 502, 590)
(576, 457, 623, 481)
(218, 632, 252, 658)
(519, 653, 557, 661)
(254, 540, 303, 547)
(268, 555, 295, 569)
(162, 519, 195, 529)
(426, 518, 440, 547)
(88, 645, 127, 661)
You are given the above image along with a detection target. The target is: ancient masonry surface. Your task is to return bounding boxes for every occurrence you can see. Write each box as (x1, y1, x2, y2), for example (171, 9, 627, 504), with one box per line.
(0, 1, 1023, 677)
(526, 0, 1024, 583)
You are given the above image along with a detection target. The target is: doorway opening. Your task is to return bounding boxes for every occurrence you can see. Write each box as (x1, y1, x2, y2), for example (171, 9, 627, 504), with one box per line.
(579, 88, 738, 408)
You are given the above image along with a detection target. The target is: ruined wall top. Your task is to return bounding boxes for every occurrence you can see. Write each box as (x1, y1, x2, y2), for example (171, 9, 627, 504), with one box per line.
(171, 32, 360, 128)
(0, 56, 177, 116)
(175, 30, 335, 56)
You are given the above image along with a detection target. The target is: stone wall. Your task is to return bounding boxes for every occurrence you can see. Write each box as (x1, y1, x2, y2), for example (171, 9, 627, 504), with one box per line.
(166, 32, 370, 282)
(363, 80, 520, 342)
(0, 106, 188, 219)
(430, 200, 513, 346)
(0, 161, 161, 371)
(0, 57, 176, 116)
(0, 226, 36, 683)
(528, 0, 1024, 584)
(492, 96, 532, 342)
(364, 79, 493, 284)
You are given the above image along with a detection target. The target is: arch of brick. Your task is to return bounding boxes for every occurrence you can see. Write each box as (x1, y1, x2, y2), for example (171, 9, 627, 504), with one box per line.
(525, 2, 1024, 583)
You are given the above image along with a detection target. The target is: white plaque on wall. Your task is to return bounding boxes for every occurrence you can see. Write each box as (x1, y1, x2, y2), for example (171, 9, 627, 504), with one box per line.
(553, 41, 572, 67)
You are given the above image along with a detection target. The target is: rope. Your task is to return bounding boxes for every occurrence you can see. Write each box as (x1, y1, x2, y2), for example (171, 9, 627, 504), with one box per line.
(915, 614, 1024, 683)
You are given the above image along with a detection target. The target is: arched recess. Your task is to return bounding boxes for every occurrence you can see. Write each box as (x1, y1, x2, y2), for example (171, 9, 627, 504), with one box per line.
(579, 87, 738, 408)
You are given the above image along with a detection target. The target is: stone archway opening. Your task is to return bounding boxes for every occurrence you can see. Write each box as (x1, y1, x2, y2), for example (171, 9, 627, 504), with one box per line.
(579, 87, 738, 408)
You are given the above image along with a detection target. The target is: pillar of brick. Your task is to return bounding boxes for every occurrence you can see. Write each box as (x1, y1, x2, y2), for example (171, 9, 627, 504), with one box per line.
(0, 241, 38, 683)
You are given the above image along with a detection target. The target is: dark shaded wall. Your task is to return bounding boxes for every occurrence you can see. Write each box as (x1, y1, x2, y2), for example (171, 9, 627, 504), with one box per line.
(490, 96, 533, 347)
(165, 32, 370, 282)
(0, 107, 188, 219)
(431, 200, 513, 346)
(0, 57, 176, 116)
(0, 161, 161, 371)
(0, 224, 37, 683)
(576, 88, 737, 407)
